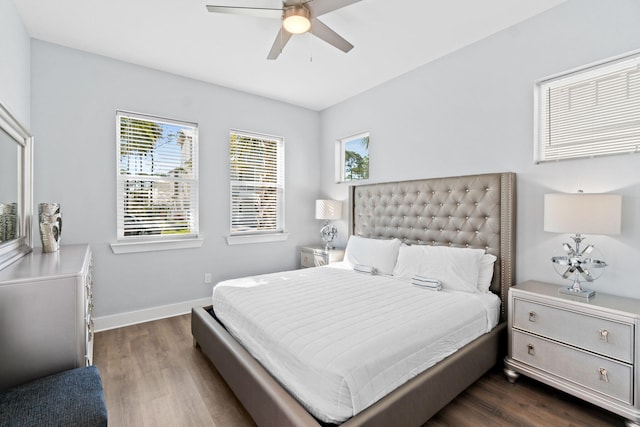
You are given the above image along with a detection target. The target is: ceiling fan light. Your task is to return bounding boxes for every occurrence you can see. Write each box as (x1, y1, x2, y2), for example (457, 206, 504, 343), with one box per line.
(283, 6, 311, 34)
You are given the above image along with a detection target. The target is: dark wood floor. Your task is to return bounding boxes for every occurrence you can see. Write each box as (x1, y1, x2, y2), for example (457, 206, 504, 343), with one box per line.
(94, 314, 626, 427)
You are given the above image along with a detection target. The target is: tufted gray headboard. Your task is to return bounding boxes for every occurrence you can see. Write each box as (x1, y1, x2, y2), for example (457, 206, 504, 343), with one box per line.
(349, 172, 516, 320)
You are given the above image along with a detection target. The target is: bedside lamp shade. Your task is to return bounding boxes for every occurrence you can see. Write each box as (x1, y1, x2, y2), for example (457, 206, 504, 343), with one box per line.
(544, 193, 621, 235)
(315, 200, 342, 221)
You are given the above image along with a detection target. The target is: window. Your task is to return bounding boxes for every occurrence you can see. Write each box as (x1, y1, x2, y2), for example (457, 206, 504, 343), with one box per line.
(228, 130, 285, 243)
(336, 132, 369, 182)
(116, 111, 199, 245)
(535, 50, 640, 162)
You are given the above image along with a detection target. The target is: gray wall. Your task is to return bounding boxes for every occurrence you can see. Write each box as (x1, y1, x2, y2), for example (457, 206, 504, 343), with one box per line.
(320, 0, 640, 298)
(31, 41, 321, 317)
(0, 0, 30, 126)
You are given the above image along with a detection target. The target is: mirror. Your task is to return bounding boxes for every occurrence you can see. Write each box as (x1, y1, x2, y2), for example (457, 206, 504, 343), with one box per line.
(0, 101, 33, 270)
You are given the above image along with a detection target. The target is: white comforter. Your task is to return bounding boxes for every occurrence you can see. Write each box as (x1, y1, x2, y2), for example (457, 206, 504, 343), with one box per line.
(212, 264, 500, 424)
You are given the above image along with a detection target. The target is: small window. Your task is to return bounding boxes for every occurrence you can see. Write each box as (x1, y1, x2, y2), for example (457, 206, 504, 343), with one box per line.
(336, 132, 369, 182)
(535, 50, 640, 163)
(229, 130, 284, 238)
(116, 111, 198, 241)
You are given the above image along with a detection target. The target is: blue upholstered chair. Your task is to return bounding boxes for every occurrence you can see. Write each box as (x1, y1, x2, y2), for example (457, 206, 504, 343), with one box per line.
(0, 366, 108, 427)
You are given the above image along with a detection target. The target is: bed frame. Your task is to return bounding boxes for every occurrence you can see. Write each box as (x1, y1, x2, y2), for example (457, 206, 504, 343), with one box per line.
(192, 172, 516, 426)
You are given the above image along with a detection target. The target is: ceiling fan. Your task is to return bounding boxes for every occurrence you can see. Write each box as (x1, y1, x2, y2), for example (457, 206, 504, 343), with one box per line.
(206, 0, 362, 60)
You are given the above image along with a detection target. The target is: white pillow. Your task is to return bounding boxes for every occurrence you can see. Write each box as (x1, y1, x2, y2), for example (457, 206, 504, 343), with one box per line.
(477, 254, 497, 293)
(393, 245, 485, 293)
(343, 236, 402, 275)
(392, 244, 426, 278)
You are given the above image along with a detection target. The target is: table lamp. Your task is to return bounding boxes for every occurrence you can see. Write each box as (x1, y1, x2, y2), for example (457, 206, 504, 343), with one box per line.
(315, 200, 342, 250)
(544, 191, 621, 298)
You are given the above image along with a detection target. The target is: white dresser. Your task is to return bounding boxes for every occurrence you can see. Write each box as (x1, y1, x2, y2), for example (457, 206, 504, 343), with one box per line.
(0, 244, 94, 391)
(300, 246, 345, 268)
(504, 281, 640, 427)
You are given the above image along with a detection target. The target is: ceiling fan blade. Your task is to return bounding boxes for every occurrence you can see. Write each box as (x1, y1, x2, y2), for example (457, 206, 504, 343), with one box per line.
(206, 5, 282, 19)
(310, 18, 353, 53)
(307, 0, 362, 17)
(283, 0, 313, 6)
(267, 28, 293, 60)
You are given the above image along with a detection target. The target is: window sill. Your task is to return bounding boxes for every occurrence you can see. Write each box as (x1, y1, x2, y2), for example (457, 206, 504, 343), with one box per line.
(110, 238, 204, 254)
(226, 232, 289, 246)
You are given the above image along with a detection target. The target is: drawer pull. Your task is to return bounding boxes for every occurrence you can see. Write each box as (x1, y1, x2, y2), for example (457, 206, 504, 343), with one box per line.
(528, 311, 536, 322)
(527, 343, 535, 356)
(599, 367, 609, 383)
(599, 329, 609, 343)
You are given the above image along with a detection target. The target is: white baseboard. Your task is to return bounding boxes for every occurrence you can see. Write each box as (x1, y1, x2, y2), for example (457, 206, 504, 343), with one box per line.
(93, 297, 211, 332)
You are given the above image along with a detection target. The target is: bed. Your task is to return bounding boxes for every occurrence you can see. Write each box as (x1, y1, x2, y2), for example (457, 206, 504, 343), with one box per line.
(192, 172, 516, 426)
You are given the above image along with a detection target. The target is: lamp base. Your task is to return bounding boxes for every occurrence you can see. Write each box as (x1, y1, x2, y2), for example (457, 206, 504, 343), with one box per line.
(558, 286, 595, 299)
(320, 222, 337, 251)
(551, 235, 604, 300)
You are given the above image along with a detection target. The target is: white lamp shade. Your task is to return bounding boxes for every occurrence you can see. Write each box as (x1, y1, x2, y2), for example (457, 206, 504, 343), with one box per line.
(315, 200, 342, 220)
(544, 193, 621, 235)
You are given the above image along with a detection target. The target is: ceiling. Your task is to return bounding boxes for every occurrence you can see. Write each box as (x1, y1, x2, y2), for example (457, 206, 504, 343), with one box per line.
(13, 0, 567, 111)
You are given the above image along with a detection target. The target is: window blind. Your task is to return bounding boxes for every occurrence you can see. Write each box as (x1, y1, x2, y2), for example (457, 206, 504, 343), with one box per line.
(536, 51, 640, 162)
(116, 111, 199, 240)
(230, 130, 284, 235)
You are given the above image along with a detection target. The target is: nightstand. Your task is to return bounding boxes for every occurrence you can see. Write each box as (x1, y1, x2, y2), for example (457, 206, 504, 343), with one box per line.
(300, 246, 345, 268)
(504, 281, 640, 427)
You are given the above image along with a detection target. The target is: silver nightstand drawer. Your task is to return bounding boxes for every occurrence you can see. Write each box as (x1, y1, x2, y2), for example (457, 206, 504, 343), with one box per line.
(513, 298, 633, 363)
(512, 330, 633, 404)
(301, 251, 325, 268)
(300, 247, 344, 268)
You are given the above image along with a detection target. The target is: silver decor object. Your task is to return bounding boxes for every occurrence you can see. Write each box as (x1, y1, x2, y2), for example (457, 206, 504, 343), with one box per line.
(0, 202, 17, 243)
(39, 203, 62, 253)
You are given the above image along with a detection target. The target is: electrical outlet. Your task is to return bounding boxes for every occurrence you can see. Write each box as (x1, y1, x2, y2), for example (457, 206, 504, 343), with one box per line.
(204, 273, 212, 284)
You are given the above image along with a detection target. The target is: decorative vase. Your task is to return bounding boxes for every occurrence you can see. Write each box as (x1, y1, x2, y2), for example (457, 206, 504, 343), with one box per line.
(39, 203, 62, 253)
(0, 202, 17, 242)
